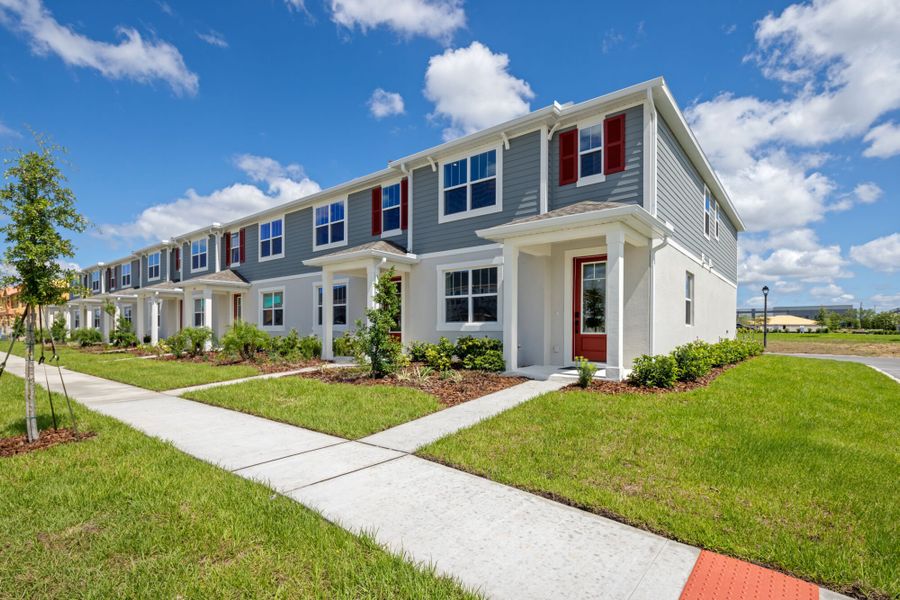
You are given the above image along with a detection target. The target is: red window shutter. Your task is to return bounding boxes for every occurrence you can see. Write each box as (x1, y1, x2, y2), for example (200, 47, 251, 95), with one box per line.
(559, 129, 578, 186)
(371, 187, 382, 236)
(224, 231, 232, 267)
(604, 114, 626, 174)
(239, 228, 246, 263)
(400, 177, 409, 230)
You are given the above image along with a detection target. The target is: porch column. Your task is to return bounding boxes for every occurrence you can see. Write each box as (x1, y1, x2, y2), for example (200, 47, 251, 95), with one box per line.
(502, 243, 519, 372)
(113, 302, 121, 327)
(202, 289, 213, 349)
(150, 298, 160, 346)
(322, 268, 334, 360)
(64, 309, 72, 333)
(365, 260, 379, 324)
(136, 297, 146, 343)
(182, 291, 191, 331)
(606, 229, 626, 381)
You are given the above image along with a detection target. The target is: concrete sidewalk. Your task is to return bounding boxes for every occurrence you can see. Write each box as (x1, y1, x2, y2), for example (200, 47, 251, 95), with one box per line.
(4, 354, 850, 600)
(772, 352, 900, 382)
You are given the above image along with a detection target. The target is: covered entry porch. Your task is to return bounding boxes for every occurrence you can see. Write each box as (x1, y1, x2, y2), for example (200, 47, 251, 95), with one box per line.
(304, 241, 418, 360)
(477, 202, 667, 381)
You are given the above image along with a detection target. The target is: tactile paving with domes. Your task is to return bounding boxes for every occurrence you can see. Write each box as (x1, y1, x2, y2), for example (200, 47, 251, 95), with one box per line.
(680, 550, 818, 600)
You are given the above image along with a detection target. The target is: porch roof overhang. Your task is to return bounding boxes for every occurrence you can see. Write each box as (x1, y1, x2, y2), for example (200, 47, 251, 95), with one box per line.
(138, 282, 185, 297)
(178, 270, 251, 291)
(476, 202, 669, 252)
(303, 241, 419, 270)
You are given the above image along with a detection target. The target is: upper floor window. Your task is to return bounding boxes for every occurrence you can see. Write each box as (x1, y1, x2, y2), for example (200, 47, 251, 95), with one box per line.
(230, 232, 241, 265)
(685, 271, 695, 326)
(148, 252, 161, 280)
(714, 199, 719, 239)
(704, 189, 712, 238)
(90, 271, 100, 292)
(440, 148, 500, 222)
(121, 263, 131, 287)
(191, 238, 208, 272)
(314, 200, 346, 250)
(259, 218, 284, 260)
(382, 183, 401, 234)
(579, 123, 603, 178)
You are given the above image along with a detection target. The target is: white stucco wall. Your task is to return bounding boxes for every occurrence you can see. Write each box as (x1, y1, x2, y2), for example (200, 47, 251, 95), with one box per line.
(652, 243, 737, 355)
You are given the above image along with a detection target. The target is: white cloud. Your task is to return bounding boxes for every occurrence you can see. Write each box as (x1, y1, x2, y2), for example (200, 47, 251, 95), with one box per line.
(852, 182, 882, 204)
(100, 155, 320, 242)
(850, 233, 900, 272)
(330, 0, 464, 41)
(601, 29, 623, 54)
(863, 121, 900, 158)
(686, 0, 900, 233)
(368, 88, 405, 119)
(870, 292, 900, 306)
(424, 41, 534, 141)
(810, 283, 854, 302)
(157, 1, 174, 16)
(0, 120, 20, 138)
(284, 0, 306, 12)
(0, 0, 198, 96)
(197, 30, 228, 48)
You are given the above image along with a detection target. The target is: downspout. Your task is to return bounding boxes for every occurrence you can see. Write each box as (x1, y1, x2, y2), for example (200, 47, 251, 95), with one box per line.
(400, 163, 413, 252)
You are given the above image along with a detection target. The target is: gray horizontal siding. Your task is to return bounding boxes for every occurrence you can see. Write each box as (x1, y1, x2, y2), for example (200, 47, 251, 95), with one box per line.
(131, 259, 140, 289)
(233, 211, 316, 280)
(412, 130, 541, 255)
(549, 106, 643, 210)
(656, 115, 737, 283)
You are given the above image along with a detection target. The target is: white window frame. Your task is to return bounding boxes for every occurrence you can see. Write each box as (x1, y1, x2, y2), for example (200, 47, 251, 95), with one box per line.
(229, 231, 241, 267)
(193, 297, 205, 328)
(258, 216, 285, 262)
(121, 263, 132, 288)
(713, 198, 720, 240)
(90, 271, 101, 292)
(436, 258, 502, 332)
(258, 286, 286, 331)
(92, 308, 101, 329)
(233, 293, 243, 321)
(685, 271, 695, 326)
(380, 180, 403, 238)
(576, 115, 607, 187)
(123, 305, 133, 324)
(312, 198, 348, 252)
(73, 311, 80, 329)
(703, 186, 712, 240)
(147, 252, 161, 281)
(438, 144, 503, 224)
(313, 278, 349, 331)
(191, 238, 208, 273)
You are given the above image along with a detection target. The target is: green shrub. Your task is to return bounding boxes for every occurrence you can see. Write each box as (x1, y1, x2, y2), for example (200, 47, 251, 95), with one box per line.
(71, 328, 102, 346)
(352, 268, 405, 377)
(297, 334, 322, 360)
(269, 329, 301, 360)
(222, 320, 269, 360)
(628, 354, 679, 388)
(455, 336, 502, 362)
(110, 314, 137, 348)
(672, 340, 712, 382)
(165, 331, 189, 358)
(182, 327, 214, 356)
(333, 332, 359, 357)
(463, 349, 505, 372)
(574, 355, 597, 388)
(423, 346, 452, 372)
(708, 339, 745, 367)
(50, 317, 67, 343)
(407, 340, 432, 362)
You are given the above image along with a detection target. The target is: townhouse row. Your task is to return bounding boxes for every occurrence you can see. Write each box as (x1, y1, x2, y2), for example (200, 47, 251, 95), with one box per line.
(58, 77, 744, 380)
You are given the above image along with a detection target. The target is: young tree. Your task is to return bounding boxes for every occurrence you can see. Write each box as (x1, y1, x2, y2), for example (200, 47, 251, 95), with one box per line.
(0, 134, 87, 442)
(353, 267, 404, 378)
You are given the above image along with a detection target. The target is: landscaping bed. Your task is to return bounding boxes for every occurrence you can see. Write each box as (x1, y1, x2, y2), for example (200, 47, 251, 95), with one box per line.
(0, 428, 95, 458)
(569, 362, 741, 394)
(420, 355, 900, 600)
(300, 365, 527, 407)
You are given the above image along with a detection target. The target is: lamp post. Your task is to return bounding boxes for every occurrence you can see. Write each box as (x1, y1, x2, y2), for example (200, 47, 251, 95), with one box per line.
(762, 285, 769, 348)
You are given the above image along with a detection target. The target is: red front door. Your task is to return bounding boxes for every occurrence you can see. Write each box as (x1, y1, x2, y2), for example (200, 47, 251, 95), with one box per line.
(573, 255, 607, 362)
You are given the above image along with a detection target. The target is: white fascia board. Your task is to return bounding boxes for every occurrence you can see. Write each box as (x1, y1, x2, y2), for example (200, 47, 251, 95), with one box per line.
(476, 205, 667, 242)
(303, 250, 419, 268)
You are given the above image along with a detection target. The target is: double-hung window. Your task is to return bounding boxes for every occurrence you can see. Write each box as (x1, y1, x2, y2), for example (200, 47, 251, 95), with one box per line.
(92, 308, 101, 329)
(191, 239, 208, 272)
(713, 199, 719, 239)
(148, 252, 161, 280)
(230, 232, 241, 265)
(73, 312, 80, 329)
(704, 188, 713, 239)
(121, 263, 131, 288)
(193, 298, 205, 327)
(91, 271, 100, 292)
(579, 123, 603, 178)
(314, 200, 346, 250)
(443, 266, 499, 325)
(316, 284, 347, 326)
(260, 218, 284, 260)
(381, 183, 401, 234)
(123, 306, 133, 325)
(261, 290, 284, 328)
(685, 272, 695, 326)
(441, 148, 499, 221)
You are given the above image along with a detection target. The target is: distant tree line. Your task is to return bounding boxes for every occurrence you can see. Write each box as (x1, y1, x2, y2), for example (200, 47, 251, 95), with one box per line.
(815, 307, 900, 332)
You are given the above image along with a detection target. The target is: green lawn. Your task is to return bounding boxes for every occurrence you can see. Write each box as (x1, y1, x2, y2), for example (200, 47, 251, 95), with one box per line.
(0, 374, 473, 599)
(420, 355, 900, 599)
(186, 376, 442, 439)
(11, 345, 259, 391)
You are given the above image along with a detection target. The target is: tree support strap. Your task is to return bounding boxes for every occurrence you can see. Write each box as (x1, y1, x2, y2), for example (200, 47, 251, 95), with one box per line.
(37, 307, 59, 430)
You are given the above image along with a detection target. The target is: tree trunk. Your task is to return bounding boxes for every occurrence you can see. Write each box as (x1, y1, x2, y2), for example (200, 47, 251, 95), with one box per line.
(24, 307, 39, 442)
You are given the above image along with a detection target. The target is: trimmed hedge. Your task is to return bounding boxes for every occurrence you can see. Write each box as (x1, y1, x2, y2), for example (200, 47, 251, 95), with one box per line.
(407, 335, 505, 373)
(628, 337, 763, 388)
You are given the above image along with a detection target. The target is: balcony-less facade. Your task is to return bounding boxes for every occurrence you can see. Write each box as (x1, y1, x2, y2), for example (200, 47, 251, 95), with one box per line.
(60, 78, 744, 380)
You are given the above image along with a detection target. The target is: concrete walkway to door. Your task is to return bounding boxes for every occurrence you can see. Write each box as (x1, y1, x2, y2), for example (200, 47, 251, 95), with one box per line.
(3, 354, 851, 600)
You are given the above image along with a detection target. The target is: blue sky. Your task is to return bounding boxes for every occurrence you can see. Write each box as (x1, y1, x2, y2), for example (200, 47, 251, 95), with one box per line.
(0, 0, 897, 309)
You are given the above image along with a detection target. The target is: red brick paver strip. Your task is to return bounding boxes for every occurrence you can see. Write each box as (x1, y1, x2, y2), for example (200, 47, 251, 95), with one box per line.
(680, 550, 818, 600)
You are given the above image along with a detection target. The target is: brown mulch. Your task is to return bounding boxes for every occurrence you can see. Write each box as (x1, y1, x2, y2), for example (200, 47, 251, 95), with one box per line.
(301, 366, 528, 407)
(565, 363, 739, 395)
(0, 428, 96, 458)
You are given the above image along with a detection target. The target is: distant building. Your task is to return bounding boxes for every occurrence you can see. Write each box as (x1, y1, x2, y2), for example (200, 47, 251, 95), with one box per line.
(737, 304, 854, 322)
(747, 314, 822, 332)
(1, 286, 24, 335)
